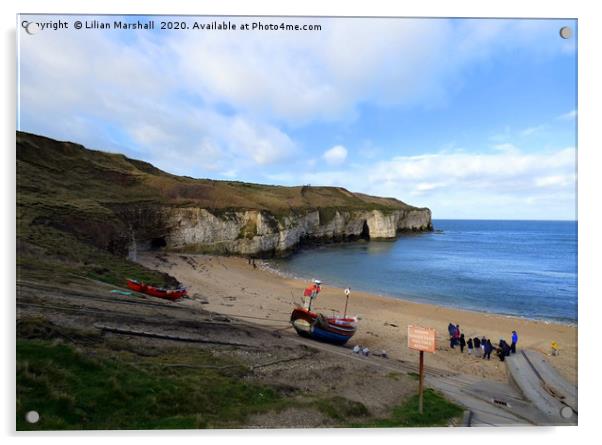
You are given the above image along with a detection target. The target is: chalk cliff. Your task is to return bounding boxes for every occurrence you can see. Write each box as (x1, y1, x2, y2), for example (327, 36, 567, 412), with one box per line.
(152, 207, 432, 256)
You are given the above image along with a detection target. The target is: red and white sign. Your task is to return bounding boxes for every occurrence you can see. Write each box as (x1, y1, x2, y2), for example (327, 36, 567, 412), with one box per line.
(408, 325, 436, 353)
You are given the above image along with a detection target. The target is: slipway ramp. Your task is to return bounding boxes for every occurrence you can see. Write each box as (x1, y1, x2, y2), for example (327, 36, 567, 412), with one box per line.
(505, 350, 577, 425)
(522, 350, 577, 412)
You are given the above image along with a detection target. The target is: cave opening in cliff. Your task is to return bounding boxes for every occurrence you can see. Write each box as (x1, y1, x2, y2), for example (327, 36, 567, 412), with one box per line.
(360, 220, 370, 240)
(150, 236, 167, 250)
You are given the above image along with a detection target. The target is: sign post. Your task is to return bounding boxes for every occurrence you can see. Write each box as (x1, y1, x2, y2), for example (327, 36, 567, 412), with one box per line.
(407, 325, 436, 415)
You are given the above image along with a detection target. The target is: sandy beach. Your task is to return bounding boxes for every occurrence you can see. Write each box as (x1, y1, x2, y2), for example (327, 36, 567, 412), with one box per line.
(138, 252, 577, 385)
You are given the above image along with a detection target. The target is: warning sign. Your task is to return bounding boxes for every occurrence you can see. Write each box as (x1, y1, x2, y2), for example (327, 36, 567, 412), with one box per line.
(407, 325, 436, 353)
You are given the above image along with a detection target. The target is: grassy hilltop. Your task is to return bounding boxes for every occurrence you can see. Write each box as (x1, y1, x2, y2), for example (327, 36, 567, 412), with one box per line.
(16, 131, 420, 287)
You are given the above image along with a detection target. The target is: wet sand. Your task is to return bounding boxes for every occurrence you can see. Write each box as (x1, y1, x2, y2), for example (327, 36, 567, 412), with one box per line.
(138, 253, 577, 385)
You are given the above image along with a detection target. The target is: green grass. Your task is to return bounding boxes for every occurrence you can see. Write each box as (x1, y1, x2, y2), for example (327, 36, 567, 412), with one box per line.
(407, 372, 420, 381)
(17, 131, 414, 215)
(352, 389, 463, 428)
(16, 339, 285, 430)
(386, 371, 404, 381)
(313, 396, 370, 421)
(16, 317, 462, 430)
(17, 227, 175, 288)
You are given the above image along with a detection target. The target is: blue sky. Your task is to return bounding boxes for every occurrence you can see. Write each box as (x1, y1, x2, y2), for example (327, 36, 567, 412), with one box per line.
(18, 16, 577, 219)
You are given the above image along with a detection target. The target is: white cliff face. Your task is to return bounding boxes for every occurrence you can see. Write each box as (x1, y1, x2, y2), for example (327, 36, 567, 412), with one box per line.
(156, 206, 432, 256)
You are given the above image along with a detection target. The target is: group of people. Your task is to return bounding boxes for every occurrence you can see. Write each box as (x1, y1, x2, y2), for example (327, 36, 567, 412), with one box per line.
(447, 323, 519, 362)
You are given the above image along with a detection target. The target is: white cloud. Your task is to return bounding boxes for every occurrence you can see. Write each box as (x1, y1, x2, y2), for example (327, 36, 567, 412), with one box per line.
(520, 125, 546, 137)
(18, 24, 296, 176)
(165, 18, 571, 125)
(534, 175, 574, 188)
(368, 147, 575, 189)
(322, 145, 348, 165)
(558, 109, 577, 120)
(492, 143, 519, 153)
(271, 145, 576, 219)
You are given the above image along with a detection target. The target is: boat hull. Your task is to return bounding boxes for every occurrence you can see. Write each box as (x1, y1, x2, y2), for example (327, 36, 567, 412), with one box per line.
(126, 279, 187, 301)
(290, 307, 357, 345)
(126, 279, 145, 293)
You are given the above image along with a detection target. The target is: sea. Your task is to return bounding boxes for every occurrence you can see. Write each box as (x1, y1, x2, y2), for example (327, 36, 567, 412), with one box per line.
(267, 220, 577, 324)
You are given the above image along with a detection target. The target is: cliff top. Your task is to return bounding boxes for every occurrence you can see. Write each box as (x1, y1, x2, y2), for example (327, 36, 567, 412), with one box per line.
(17, 131, 421, 214)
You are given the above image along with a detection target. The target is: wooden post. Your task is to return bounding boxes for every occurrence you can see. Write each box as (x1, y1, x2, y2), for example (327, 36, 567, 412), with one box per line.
(418, 350, 424, 414)
(407, 325, 436, 416)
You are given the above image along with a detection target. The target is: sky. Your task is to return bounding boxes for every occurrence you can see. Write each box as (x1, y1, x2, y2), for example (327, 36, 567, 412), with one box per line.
(18, 16, 577, 220)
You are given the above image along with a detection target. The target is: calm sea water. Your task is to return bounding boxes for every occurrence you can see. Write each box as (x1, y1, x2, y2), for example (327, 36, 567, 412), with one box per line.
(268, 220, 577, 323)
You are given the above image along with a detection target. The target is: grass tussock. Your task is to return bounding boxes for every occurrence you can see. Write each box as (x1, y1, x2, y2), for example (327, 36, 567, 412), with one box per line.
(353, 389, 463, 428)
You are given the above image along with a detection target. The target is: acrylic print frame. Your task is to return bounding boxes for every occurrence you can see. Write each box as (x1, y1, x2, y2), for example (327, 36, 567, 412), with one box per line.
(16, 14, 577, 430)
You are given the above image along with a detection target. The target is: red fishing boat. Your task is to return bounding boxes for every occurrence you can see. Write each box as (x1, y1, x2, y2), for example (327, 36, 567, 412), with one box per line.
(126, 278, 187, 301)
(144, 285, 187, 301)
(126, 278, 145, 292)
(290, 281, 358, 345)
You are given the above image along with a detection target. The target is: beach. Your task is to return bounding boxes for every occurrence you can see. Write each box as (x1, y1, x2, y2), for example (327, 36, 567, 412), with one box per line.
(138, 253, 578, 385)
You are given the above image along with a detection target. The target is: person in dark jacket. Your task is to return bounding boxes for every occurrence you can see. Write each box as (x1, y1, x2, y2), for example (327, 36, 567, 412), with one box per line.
(497, 343, 506, 361)
(448, 323, 455, 337)
(503, 340, 511, 357)
(511, 330, 518, 354)
(459, 333, 466, 353)
(473, 337, 481, 357)
(483, 339, 493, 360)
(453, 325, 461, 347)
(467, 337, 474, 355)
(450, 324, 459, 348)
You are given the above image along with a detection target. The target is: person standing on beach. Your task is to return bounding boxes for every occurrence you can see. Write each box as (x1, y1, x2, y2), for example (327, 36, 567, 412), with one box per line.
(483, 339, 493, 360)
(459, 333, 466, 353)
(302, 279, 321, 309)
(452, 324, 461, 348)
(511, 330, 518, 354)
(449, 324, 457, 348)
(497, 343, 506, 362)
(467, 337, 473, 355)
(481, 336, 487, 357)
(503, 340, 511, 357)
(473, 337, 481, 357)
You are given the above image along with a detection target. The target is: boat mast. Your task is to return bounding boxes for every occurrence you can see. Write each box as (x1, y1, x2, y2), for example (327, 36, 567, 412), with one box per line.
(343, 288, 351, 318)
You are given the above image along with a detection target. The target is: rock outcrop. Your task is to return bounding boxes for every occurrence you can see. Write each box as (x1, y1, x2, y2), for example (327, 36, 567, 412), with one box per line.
(135, 207, 432, 257)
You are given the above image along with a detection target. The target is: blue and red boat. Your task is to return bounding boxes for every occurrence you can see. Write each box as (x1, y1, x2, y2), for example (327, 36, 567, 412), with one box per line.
(290, 281, 358, 345)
